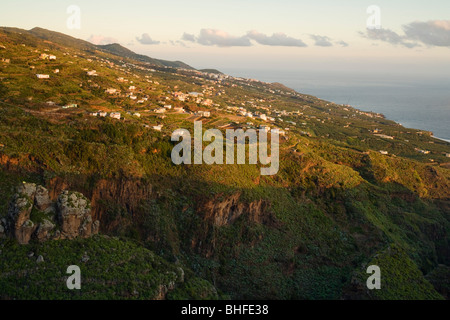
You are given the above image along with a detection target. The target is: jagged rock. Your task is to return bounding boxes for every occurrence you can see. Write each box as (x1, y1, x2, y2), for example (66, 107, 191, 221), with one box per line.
(57, 191, 94, 239)
(5, 183, 101, 245)
(36, 255, 44, 263)
(34, 185, 52, 211)
(16, 220, 36, 245)
(8, 183, 37, 243)
(35, 219, 55, 242)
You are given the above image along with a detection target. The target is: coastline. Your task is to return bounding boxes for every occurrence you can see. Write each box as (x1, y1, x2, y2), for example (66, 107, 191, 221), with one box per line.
(221, 68, 450, 142)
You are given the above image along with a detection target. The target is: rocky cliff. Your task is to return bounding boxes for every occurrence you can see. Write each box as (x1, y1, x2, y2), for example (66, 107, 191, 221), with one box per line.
(0, 182, 99, 244)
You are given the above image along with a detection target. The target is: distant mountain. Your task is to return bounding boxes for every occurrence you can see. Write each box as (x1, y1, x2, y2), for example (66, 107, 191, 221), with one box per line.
(199, 69, 223, 75)
(28, 27, 98, 52)
(97, 43, 194, 70)
(4, 27, 194, 70)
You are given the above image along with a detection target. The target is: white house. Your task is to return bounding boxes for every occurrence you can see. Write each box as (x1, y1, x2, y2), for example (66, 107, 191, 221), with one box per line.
(164, 105, 172, 109)
(87, 70, 97, 76)
(36, 74, 50, 79)
(259, 114, 267, 121)
(49, 55, 56, 60)
(105, 88, 118, 94)
(133, 113, 141, 118)
(110, 112, 121, 120)
(152, 125, 163, 131)
(379, 150, 389, 155)
(62, 104, 78, 109)
(98, 112, 108, 117)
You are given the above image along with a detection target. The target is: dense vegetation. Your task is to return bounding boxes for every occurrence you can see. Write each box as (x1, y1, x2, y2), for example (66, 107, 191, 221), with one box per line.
(0, 27, 449, 300)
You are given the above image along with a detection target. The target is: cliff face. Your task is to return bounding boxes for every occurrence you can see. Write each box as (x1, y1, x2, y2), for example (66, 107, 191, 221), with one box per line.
(1, 183, 99, 244)
(202, 192, 277, 227)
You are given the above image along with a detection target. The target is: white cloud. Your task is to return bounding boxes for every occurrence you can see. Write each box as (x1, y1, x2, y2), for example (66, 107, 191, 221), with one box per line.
(360, 20, 450, 48)
(196, 29, 251, 47)
(136, 33, 160, 45)
(87, 35, 117, 45)
(309, 34, 333, 47)
(182, 33, 196, 42)
(247, 30, 307, 47)
(403, 20, 450, 47)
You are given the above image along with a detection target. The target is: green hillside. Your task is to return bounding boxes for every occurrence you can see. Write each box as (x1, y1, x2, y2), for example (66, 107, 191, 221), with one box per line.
(0, 26, 449, 300)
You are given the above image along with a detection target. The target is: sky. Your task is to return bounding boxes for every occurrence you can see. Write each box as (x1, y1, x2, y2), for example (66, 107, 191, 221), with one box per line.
(1, 0, 450, 77)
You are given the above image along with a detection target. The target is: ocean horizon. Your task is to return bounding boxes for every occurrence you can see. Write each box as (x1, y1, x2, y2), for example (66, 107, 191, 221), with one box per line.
(221, 68, 450, 142)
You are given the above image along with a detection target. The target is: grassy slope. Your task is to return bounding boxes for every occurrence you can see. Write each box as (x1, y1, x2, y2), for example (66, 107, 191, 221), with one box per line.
(0, 27, 449, 300)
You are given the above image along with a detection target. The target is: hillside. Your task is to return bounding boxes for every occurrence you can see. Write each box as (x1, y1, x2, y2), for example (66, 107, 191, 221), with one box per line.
(97, 43, 194, 69)
(0, 26, 449, 300)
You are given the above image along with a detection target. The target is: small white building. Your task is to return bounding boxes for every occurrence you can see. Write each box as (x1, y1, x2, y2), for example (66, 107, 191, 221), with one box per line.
(164, 105, 172, 109)
(105, 88, 118, 94)
(87, 70, 97, 76)
(155, 108, 166, 114)
(173, 107, 185, 113)
(49, 55, 56, 60)
(36, 74, 50, 79)
(152, 125, 163, 131)
(98, 112, 108, 117)
(379, 150, 389, 155)
(259, 114, 267, 121)
(110, 112, 121, 120)
(133, 113, 141, 118)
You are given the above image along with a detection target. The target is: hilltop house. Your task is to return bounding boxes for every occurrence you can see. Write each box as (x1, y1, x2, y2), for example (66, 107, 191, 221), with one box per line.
(36, 74, 50, 79)
(379, 150, 389, 155)
(87, 70, 97, 76)
(62, 104, 78, 109)
(98, 112, 108, 117)
(197, 111, 211, 117)
(152, 125, 163, 132)
(155, 108, 166, 114)
(110, 112, 121, 120)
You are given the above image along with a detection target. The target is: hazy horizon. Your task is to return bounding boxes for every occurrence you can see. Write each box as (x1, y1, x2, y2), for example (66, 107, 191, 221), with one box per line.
(1, 0, 449, 78)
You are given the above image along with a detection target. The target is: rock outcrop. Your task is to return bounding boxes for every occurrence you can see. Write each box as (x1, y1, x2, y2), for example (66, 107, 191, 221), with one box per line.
(4, 182, 100, 244)
(202, 192, 278, 227)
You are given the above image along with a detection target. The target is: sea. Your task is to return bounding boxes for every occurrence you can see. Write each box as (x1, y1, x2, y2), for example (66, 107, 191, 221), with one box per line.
(221, 68, 450, 142)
